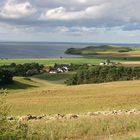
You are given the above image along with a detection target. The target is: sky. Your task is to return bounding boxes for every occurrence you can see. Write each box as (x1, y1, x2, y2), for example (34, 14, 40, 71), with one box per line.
(0, 0, 140, 43)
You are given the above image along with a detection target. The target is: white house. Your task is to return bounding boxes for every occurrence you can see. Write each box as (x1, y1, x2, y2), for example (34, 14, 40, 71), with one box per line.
(100, 62, 105, 66)
(49, 71, 57, 74)
(63, 66, 69, 72)
(57, 68, 64, 73)
(99, 60, 115, 66)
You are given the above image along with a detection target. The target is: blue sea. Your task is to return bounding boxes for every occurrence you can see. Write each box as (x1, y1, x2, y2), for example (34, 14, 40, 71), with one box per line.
(0, 42, 140, 58)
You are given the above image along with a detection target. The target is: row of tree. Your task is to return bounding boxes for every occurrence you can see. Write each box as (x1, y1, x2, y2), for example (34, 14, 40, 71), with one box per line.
(1, 63, 44, 76)
(65, 66, 140, 85)
(0, 63, 44, 84)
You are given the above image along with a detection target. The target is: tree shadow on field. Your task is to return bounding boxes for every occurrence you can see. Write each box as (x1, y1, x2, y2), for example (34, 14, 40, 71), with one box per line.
(0, 81, 37, 90)
(35, 72, 75, 85)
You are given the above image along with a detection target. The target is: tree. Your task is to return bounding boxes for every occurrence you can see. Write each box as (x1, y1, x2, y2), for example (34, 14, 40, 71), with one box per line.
(66, 66, 140, 85)
(0, 69, 13, 84)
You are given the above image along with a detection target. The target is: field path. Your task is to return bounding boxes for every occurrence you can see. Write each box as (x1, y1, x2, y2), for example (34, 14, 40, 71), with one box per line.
(31, 77, 65, 89)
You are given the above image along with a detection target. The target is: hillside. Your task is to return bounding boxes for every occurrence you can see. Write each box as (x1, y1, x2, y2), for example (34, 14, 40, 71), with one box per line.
(1, 72, 140, 139)
(65, 45, 138, 56)
(3, 74, 140, 115)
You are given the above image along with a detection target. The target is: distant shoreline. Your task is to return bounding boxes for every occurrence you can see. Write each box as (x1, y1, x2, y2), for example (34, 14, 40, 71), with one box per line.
(0, 42, 140, 59)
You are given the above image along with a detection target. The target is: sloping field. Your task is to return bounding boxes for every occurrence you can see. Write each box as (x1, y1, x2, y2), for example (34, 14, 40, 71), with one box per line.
(1, 73, 140, 139)
(5, 75, 140, 116)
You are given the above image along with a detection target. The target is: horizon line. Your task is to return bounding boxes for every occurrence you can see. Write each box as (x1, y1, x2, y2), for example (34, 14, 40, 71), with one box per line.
(0, 41, 140, 45)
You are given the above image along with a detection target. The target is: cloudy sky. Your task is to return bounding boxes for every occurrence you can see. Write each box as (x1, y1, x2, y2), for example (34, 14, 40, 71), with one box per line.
(0, 0, 140, 43)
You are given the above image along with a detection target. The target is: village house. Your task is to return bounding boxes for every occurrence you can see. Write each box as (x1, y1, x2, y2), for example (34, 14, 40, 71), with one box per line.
(49, 64, 71, 74)
(99, 60, 114, 66)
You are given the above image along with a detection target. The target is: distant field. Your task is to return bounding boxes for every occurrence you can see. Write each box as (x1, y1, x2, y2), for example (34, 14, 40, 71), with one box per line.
(0, 57, 140, 67)
(0, 58, 105, 66)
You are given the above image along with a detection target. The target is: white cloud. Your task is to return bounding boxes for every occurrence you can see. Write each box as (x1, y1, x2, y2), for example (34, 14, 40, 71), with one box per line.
(0, 22, 36, 34)
(0, 0, 36, 19)
(54, 26, 122, 34)
(40, 0, 140, 24)
(52, 0, 106, 6)
(0, 0, 140, 42)
(40, 4, 107, 20)
(55, 26, 69, 32)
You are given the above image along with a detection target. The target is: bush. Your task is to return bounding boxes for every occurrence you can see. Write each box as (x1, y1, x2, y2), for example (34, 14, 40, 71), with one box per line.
(0, 69, 13, 84)
(0, 94, 29, 140)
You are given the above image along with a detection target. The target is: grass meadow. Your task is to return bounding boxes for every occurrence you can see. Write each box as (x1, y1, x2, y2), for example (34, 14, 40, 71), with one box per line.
(3, 74, 140, 116)
(1, 80, 140, 139)
(1, 57, 140, 66)
(0, 58, 104, 66)
(27, 114, 140, 140)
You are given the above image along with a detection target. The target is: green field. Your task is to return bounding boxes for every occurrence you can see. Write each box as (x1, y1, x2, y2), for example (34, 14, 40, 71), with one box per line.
(1, 57, 140, 68)
(0, 58, 103, 66)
